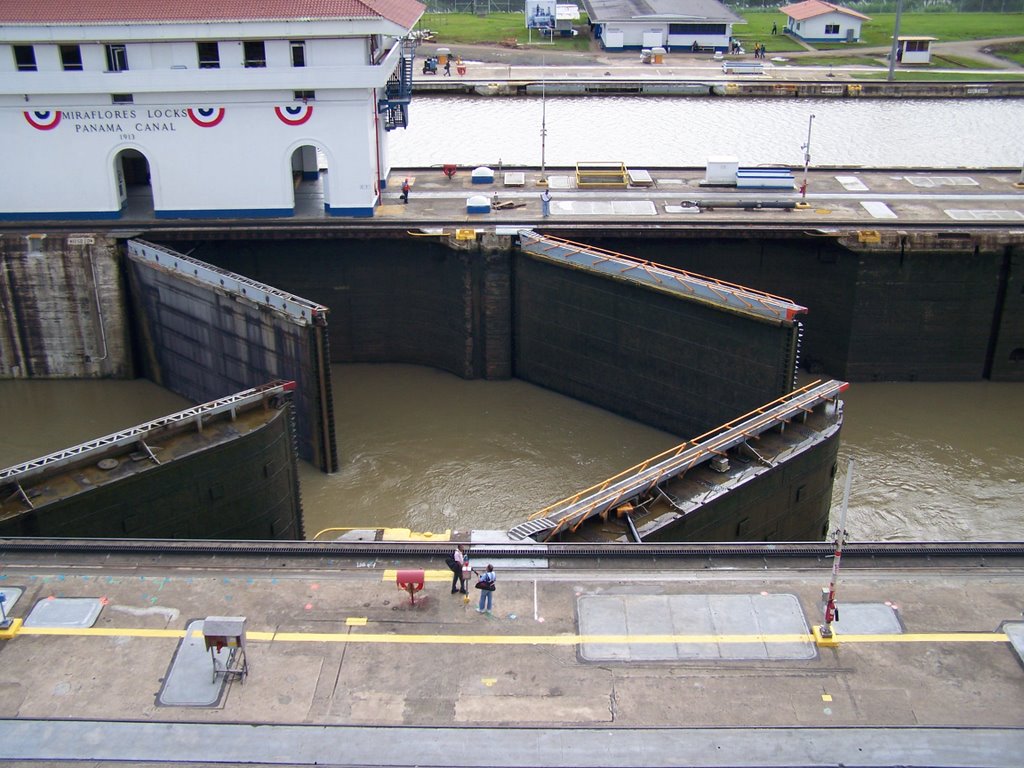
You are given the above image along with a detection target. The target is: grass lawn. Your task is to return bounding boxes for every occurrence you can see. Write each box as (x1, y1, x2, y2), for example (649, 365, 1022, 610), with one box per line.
(992, 42, 1024, 66)
(775, 55, 884, 67)
(930, 53, 999, 69)
(853, 70, 1024, 80)
(419, 12, 592, 51)
(728, 12, 805, 53)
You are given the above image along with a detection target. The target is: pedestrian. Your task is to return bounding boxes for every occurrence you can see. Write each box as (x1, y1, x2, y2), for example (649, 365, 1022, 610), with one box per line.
(541, 188, 551, 217)
(474, 563, 495, 613)
(772, 21, 778, 35)
(400, 177, 410, 204)
(443, 58, 451, 76)
(447, 545, 467, 594)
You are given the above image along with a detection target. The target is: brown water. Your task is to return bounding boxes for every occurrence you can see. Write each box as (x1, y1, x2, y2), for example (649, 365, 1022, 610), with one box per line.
(1, 368, 1022, 542)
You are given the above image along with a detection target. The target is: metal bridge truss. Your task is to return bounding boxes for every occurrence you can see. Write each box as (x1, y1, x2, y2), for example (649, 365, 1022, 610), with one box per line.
(126, 240, 328, 327)
(507, 379, 848, 542)
(0, 381, 296, 510)
(517, 230, 807, 324)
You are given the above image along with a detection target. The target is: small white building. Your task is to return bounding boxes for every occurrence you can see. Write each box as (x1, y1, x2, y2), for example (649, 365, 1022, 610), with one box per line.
(581, 0, 743, 52)
(897, 36, 938, 65)
(778, 0, 870, 44)
(556, 4, 583, 37)
(0, 0, 424, 221)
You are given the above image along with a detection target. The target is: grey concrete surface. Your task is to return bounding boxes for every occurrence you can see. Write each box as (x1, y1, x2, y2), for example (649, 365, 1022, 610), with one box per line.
(0, 552, 1021, 766)
(0, 719, 1022, 766)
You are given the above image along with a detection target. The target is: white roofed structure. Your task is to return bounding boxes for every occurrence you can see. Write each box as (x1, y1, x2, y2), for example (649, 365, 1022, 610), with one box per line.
(778, 0, 870, 43)
(580, 0, 743, 52)
(0, 0, 425, 220)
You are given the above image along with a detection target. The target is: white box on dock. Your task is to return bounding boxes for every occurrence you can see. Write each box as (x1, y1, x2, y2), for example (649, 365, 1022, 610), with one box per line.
(705, 156, 739, 185)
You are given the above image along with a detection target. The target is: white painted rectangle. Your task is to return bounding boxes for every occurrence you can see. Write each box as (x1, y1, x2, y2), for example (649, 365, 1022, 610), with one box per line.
(628, 169, 653, 186)
(861, 201, 898, 219)
(835, 175, 868, 192)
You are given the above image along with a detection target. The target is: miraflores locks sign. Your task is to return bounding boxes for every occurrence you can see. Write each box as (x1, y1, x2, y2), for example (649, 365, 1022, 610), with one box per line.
(22, 105, 311, 140)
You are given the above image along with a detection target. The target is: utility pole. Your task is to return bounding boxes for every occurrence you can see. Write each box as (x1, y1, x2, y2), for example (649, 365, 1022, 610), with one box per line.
(800, 113, 815, 200)
(540, 58, 547, 184)
(887, 0, 904, 83)
(816, 459, 853, 645)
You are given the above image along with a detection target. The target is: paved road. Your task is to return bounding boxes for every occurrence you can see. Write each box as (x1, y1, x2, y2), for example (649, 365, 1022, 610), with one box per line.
(415, 36, 1024, 72)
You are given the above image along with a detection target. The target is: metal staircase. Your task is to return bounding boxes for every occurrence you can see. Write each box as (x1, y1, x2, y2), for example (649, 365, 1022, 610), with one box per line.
(378, 39, 416, 131)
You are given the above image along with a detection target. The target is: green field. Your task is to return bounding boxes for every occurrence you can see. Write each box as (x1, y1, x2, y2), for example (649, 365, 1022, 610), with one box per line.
(418, 10, 1024, 60)
(993, 41, 1024, 65)
(853, 70, 1024, 80)
(418, 12, 592, 51)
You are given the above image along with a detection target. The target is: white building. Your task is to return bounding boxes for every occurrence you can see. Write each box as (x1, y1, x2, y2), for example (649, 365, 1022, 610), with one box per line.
(897, 36, 938, 65)
(0, 0, 424, 220)
(778, 0, 870, 44)
(581, 0, 743, 53)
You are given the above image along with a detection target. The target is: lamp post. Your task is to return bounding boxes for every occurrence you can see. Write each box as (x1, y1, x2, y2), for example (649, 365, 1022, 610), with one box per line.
(800, 113, 815, 200)
(817, 459, 853, 643)
(540, 59, 548, 184)
(887, 0, 904, 83)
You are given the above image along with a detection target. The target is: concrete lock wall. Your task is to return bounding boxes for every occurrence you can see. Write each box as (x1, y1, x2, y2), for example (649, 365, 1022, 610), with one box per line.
(987, 244, 1024, 383)
(126, 247, 337, 472)
(0, 233, 132, 378)
(513, 253, 797, 439)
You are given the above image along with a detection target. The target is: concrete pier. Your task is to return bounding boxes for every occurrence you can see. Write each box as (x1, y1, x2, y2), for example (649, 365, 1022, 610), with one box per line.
(0, 541, 1021, 766)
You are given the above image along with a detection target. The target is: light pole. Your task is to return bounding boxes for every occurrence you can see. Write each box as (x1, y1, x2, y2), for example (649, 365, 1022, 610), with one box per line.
(887, 0, 904, 83)
(817, 459, 853, 644)
(800, 113, 815, 200)
(540, 59, 548, 184)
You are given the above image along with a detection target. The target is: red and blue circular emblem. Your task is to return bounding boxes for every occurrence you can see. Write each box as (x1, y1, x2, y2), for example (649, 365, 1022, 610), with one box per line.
(275, 105, 314, 126)
(187, 107, 225, 127)
(24, 110, 62, 130)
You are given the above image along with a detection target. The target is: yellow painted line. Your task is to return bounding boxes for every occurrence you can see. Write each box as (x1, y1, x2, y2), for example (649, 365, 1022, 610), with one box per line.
(382, 569, 453, 582)
(346, 617, 368, 626)
(826, 632, 1009, 643)
(9, 627, 1011, 646)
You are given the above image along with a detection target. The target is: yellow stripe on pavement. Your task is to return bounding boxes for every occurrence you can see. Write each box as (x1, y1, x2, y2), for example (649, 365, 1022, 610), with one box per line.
(11, 626, 1011, 646)
(382, 569, 454, 582)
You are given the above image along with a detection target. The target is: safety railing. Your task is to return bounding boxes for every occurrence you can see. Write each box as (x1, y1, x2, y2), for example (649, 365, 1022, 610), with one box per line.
(127, 240, 328, 327)
(518, 230, 806, 323)
(515, 379, 847, 541)
(0, 381, 295, 486)
(575, 161, 628, 188)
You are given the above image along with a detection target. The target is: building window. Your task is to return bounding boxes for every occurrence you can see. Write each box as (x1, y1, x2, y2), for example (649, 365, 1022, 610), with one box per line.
(825, 24, 840, 34)
(197, 42, 220, 69)
(13, 45, 37, 71)
(243, 41, 266, 68)
(106, 44, 129, 72)
(112, 93, 134, 104)
(294, 90, 315, 101)
(291, 41, 306, 67)
(906, 40, 929, 52)
(668, 23, 726, 35)
(60, 45, 84, 71)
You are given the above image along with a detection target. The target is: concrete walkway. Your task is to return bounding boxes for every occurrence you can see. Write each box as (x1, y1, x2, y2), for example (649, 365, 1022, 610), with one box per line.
(0, 548, 1022, 766)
